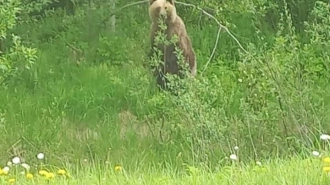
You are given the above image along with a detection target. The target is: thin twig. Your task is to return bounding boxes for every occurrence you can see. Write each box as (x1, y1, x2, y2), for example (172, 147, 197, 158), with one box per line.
(116, 1, 148, 10)
(175, 1, 248, 54)
(175, 1, 248, 74)
(101, 1, 148, 25)
(202, 27, 221, 74)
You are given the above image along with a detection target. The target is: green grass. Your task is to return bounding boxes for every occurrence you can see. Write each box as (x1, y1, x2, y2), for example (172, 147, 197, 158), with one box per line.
(4, 50, 330, 184)
(2, 2, 330, 184)
(0, 155, 329, 184)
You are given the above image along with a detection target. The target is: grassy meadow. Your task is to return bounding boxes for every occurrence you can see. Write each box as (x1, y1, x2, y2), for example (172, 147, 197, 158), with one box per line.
(1, 0, 330, 184)
(1, 155, 330, 184)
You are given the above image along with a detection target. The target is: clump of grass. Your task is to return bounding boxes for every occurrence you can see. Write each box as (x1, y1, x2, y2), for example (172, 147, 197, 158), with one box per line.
(1, 135, 330, 185)
(0, 152, 69, 184)
(0, 150, 128, 184)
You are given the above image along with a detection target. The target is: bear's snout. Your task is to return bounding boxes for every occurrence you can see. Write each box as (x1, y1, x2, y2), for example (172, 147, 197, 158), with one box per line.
(155, 6, 161, 13)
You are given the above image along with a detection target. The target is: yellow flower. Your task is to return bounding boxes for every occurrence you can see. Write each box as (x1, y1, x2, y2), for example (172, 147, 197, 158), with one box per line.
(46, 172, 55, 179)
(323, 166, 330, 172)
(39, 170, 48, 176)
(323, 157, 330, 163)
(57, 169, 66, 175)
(1, 167, 9, 175)
(7, 178, 15, 183)
(26, 173, 34, 179)
(114, 165, 122, 172)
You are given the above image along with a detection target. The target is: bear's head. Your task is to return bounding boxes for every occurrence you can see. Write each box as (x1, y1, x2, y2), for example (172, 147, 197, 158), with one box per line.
(149, 0, 176, 24)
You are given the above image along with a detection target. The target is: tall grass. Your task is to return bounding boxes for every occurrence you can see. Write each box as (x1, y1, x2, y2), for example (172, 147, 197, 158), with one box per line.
(0, 1, 330, 183)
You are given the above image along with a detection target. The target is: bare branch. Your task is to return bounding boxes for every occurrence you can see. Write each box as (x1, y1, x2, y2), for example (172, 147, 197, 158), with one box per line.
(101, 1, 249, 74)
(176, 1, 248, 53)
(116, 1, 147, 10)
(176, 2, 248, 74)
(176, 1, 248, 54)
(202, 27, 222, 74)
(101, 1, 148, 25)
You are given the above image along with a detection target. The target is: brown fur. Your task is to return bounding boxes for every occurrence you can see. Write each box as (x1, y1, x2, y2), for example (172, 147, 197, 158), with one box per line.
(148, 0, 197, 89)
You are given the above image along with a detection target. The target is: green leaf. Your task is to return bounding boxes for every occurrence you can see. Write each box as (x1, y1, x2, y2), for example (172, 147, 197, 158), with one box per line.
(0, 64, 8, 71)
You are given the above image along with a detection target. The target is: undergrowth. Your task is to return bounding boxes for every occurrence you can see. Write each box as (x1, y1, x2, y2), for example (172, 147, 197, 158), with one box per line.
(0, 0, 330, 183)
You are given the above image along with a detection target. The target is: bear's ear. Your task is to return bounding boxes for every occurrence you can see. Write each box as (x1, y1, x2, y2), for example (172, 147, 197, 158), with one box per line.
(167, 0, 174, 5)
(149, 0, 156, 5)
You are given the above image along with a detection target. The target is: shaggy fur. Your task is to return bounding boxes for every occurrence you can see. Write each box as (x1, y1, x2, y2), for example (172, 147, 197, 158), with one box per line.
(148, 0, 197, 89)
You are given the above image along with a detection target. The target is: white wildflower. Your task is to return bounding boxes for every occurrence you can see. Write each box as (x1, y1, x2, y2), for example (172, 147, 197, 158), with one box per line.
(21, 163, 30, 170)
(229, 154, 237, 161)
(256, 161, 262, 166)
(6, 161, 12, 167)
(320, 134, 330, 141)
(12, 156, 20, 164)
(234, 146, 239, 150)
(37, 153, 44, 160)
(3, 166, 10, 173)
(312, 150, 320, 157)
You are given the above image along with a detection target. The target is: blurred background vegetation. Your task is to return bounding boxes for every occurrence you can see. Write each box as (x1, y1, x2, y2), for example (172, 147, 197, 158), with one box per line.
(1, 0, 330, 172)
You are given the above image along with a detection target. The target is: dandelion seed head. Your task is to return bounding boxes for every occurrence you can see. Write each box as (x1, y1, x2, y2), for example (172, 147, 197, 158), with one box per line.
(229, 154, 237, 161)
(11, 156, 20, 164)
(320, 134, 330, 141)
(312, 151, 320, 157)
(37, 153, 45, 160)
(6, 161, 12, 167)
(21, 163, 30, 170)
(3, 166, 10, 173)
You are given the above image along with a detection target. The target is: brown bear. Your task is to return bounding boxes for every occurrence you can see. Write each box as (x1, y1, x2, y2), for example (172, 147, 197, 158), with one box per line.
(147, 0, 197, 90)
